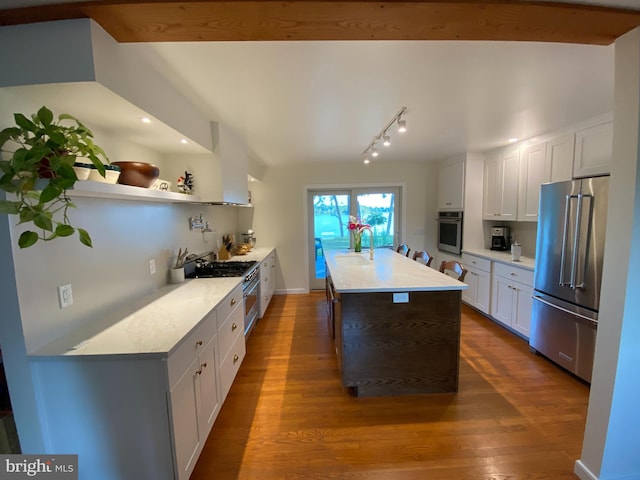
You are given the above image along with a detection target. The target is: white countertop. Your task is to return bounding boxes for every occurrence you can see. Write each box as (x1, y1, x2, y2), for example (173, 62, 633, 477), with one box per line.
(325, 248, 468, 293)
(462, 248, 535, 271)
(33, 247, 275, 358)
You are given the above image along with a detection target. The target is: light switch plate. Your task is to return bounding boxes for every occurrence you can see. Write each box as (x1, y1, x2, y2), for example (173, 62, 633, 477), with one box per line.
(58, 284, 73, 308)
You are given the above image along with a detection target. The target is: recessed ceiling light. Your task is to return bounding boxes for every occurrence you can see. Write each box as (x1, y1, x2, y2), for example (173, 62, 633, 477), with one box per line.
(180, 138, 188, 144)
(508, 137, 518, 143)
(140, 117, 151, 124)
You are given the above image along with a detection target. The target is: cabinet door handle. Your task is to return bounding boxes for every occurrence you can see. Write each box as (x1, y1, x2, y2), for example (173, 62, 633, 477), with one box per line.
(195, 340, 203, 347)
(230, 298, 236, 306)
(510, 272, 517, 276)
(196, 368, 202, 375)
(201, 362, 207, 369)
(233, 354, 239, 363)
(231, 322, 237, 331)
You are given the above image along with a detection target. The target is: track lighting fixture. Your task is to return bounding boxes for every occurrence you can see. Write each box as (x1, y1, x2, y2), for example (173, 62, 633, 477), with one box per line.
(360, 107, 407, 162)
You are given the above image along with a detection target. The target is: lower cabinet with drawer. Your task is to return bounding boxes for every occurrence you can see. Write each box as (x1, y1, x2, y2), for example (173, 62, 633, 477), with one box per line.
(460, 253, 491, 314)
(167, 309, 220, 480)
(490, 262, 534, 338)
(29, 283, 247, 480)
(216, 283, 246, 402)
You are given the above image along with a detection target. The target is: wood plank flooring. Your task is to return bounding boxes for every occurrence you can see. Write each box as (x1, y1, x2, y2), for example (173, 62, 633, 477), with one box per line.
(191, 292, 589, 480)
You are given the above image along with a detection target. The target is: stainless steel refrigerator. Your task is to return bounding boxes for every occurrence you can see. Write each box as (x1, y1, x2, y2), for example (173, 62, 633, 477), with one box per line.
(530, 176, 608, 383)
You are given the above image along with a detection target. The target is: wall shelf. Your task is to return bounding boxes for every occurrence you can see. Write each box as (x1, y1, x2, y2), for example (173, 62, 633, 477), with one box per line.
(68, 181, 202, 204)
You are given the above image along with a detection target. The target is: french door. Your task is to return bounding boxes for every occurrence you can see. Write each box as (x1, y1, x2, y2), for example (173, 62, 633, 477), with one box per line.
(307, 187, 401, 290)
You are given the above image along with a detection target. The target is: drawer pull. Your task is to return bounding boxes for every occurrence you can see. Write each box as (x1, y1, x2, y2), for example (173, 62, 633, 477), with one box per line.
(233, 354, 239, 363)
(230, 298, 236, 306)
(231, 322, 238, 331)
(195, 340, 203, 347)
(510, 272, 516, 276)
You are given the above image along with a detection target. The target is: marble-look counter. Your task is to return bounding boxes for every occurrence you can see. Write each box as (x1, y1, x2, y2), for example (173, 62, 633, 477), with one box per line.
(33, 247, 275, 357)
(462, 248, 536, 271)
(325, 248, 467, 293)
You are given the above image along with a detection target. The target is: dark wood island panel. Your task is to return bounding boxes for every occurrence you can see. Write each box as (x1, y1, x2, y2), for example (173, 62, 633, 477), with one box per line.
(337, 290, 461, 397)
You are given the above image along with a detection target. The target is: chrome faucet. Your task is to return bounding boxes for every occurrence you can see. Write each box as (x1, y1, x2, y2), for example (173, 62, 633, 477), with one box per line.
(359, 226, 374, 260)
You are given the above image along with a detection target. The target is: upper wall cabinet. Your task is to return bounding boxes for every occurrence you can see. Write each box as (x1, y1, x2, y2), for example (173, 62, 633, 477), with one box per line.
(517, 142, 547, 222)
(545, 133, 575, 183)
(573, 122, 613, 178)
(437, 159, 465, 211)
(483, 148, 519, 220)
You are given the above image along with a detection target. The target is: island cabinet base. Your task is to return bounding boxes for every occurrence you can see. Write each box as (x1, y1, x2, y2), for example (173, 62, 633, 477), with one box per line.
(337, 290, 461, 397)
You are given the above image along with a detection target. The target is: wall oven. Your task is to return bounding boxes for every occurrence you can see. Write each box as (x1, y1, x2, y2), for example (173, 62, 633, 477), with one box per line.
(437, 211, 463, 255)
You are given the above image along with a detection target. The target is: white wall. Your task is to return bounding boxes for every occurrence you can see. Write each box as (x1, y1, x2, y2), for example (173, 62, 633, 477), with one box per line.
(248, 161, 437, 292)
(576, 26, 640, 480)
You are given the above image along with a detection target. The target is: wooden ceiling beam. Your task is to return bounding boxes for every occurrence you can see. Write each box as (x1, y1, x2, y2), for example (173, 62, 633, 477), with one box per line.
(1, 1, 640, 45)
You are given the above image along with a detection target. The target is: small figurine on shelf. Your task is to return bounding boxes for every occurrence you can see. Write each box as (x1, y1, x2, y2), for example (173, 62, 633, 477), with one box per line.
(177, 170, 194, 194)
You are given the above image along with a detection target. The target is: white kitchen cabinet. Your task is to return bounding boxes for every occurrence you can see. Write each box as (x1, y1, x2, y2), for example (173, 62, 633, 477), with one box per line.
(166, 309, 219, 480)
(216, 284, 246, 402)
(28, 283, 249, 480)
(573, 121, 613, 178)
(545, 133, 575, 183)
(259, 250, 277, 318)
(437, 159, 465, 210)
(460, 253, 491, 314)
(490, 262, 534, 339)
(483, 148, 519, 220)
(517, 142, 547, 222)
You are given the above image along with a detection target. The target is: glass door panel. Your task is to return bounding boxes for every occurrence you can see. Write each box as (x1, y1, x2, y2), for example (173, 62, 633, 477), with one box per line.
(354, 191, 397, 249)
(309, 192, 350, 290)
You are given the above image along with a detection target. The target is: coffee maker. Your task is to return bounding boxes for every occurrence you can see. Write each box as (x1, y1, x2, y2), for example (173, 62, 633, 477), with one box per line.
(491, 226, 510, 251)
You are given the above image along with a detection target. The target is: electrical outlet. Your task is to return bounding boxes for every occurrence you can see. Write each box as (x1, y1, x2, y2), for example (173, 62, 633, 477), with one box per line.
(149, 258, 156, 275)
(58, 284, 73, 308)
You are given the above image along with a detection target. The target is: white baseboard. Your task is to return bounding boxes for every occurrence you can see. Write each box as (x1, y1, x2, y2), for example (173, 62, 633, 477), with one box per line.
(274, 288, 308, 295)
(575, 460, 598, 480)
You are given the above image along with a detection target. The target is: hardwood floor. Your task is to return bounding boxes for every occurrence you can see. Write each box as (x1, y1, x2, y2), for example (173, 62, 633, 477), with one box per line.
(191, 292, 589, 480)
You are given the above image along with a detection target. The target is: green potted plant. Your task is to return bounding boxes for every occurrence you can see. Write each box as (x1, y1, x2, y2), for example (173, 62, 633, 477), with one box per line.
(0, 106, 110, 248)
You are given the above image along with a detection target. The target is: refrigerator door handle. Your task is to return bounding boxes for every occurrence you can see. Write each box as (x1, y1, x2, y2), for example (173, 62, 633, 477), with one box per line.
(559, 194, 572, 286)
(576, 194, 594, 289)
(570, 193, 584, 288)
(533, 295, 597, 326)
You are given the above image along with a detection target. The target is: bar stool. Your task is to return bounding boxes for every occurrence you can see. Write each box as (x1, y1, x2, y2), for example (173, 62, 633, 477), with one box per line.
(439, 260, 468, 282)
(413, 250, 434, 267)
(396, 244, 411, 257)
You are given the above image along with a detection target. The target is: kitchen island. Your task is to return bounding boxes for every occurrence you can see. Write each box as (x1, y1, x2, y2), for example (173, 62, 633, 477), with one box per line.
(325, 248, 467, 397)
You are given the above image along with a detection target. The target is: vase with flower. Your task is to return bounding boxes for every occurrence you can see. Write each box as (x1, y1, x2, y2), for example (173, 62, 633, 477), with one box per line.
(348, 215, 370, 253)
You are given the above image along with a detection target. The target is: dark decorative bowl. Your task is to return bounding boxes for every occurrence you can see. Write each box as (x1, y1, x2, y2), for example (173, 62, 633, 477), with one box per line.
(111, 162, 160, 188)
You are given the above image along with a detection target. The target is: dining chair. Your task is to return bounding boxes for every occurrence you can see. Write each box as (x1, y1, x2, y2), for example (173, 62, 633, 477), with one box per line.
(439, 260, 468, 282)
(413, 250, 434, 267)
(396, 244, 411, 257)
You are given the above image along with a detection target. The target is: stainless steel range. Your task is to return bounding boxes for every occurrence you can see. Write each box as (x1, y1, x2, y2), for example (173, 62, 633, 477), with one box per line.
(188, 259, 260, 337)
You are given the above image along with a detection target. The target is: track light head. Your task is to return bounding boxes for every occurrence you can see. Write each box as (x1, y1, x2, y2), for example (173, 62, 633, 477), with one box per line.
(371, 146, 379, 157)
(397, 119, 407, 133)
(363, 157, 370, 164)
(382, 135, 391, 147)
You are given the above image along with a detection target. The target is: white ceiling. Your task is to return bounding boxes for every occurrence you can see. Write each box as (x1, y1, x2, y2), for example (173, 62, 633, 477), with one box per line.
(124, 40, 615, 167)
(2, 0, 636, 167)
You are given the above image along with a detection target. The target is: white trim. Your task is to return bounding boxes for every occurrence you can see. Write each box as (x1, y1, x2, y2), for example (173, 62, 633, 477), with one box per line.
(574, 460, 598, 480)
(274, 289, 308, 295)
